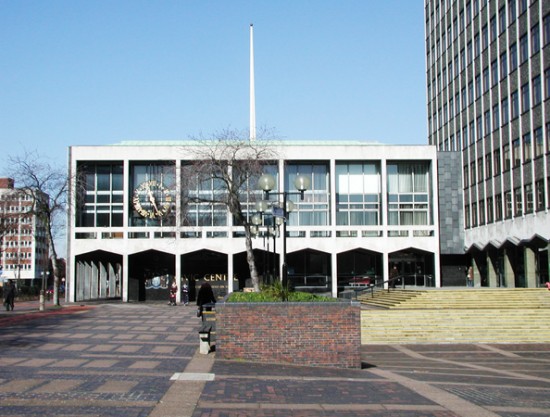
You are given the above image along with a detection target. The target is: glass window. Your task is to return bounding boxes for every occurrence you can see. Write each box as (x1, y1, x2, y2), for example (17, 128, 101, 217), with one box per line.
(499, 7, 506, 34)
(525, 183, 533, 214)
(495, 193, 503, 220)
(491, 60, 498, 86)
(531, 24, 540, 54)
(545, 68, 550, 100)
(510, 42, 518, 72)
(536, 179, 545, 211)
(492, 104, 500, 130)
(500, 52, 507, 79)
(502, 97, 509, 124)
(336, 162, 381, 226)
(519, 0, 527, 14)
(514, 187, 523, 216)
(544, 13, 550, 46)
(503, 144, 511, 171)
(523, 133, 531, 162)
(534, 127, 543, 158)
(511, 90, 519, 119)
(505, 191, 512, 218)
(512, 138, 521, 167)
(477, 158, 483, 182)
(490, 16, 497, 41)
(76, 162, 125, 228)
(521, 83, 530, 113)
(484, 110, 491, 135)
(487, 196, 494, 224)
(132, 162, 176, 227)
(485, 153, 492, 179)
(483, 66, 490, 92)
(509, 0, 517, 22)
(520, 33, 528, 63)
(387, 162, 432, 226)
(286, 163, 329, 226)
(532, 75, 541, 106)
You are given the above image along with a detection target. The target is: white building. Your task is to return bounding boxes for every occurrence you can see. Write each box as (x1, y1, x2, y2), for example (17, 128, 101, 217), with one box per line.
(67, 141, 440, 302)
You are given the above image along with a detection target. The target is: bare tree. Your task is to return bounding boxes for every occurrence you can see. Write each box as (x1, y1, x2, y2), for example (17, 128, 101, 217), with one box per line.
(181, 129, 279, 292)
(9, 151, 69, 306)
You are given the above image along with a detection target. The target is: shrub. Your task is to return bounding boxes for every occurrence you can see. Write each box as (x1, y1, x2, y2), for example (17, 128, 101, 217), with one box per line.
(227, 283, 337, 303)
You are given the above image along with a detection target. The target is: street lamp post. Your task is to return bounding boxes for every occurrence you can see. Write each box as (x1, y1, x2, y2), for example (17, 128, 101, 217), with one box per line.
(39, 270, 49, 311)
(251, 210, 284, 284)
(257, 173, 310, 295)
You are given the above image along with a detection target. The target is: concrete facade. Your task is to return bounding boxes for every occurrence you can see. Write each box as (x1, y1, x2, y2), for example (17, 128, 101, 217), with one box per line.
(67, 141, 441, 302)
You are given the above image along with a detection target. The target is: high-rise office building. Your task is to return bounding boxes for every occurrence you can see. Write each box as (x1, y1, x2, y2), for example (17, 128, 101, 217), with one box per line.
(0, 178, 50, 286)
(425, 0, 550, 287)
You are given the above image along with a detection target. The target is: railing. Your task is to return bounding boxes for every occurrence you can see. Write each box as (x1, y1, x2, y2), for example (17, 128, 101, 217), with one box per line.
(347, 274, 433, 299)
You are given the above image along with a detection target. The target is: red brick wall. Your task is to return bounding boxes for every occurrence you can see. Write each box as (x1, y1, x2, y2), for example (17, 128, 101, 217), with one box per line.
(216, 302, 361, 368)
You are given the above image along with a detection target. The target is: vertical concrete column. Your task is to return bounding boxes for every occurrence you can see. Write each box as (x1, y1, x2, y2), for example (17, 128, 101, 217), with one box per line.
(487, 254, 497, 287)
(91, 262, 99, 299)
(122, 254, 129, 302)
(108, 263, 116, 297)
(524, 247, 537, 288)
(175, 253, 181, 304)
(504, 249, 515, 288)
(99, 262, 107, 298)
(228, 254, 234, 294)
(383, 252, 389, 289)
(331, 252, 338, 298)
(472, 259, 481, 287)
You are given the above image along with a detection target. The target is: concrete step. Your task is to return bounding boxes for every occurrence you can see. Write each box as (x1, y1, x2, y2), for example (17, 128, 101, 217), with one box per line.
(360, 308, 550, 344)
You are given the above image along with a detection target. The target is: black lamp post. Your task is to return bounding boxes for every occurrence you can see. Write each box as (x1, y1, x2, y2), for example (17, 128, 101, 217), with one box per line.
(251, 208, 283, 284)
(257, 173, 310, 294)
(39, 270, 49, 311)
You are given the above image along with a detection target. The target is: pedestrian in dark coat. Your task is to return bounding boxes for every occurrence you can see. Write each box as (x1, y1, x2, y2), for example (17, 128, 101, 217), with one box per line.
(3, 280, 15, 311)
(196, 282, 216, 317)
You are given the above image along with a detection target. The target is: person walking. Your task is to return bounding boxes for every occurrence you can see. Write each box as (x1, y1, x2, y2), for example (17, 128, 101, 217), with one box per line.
(467, 266, 474, 287)
(168, 280, 178, 306)
(196, 282, 216, 317)
(3, 280, 16, 311)
(181, 284, 189, 306)
(389, 265, 399, 289)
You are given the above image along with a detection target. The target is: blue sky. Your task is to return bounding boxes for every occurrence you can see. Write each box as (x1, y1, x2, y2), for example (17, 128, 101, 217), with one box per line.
(0, 0, 427, 170)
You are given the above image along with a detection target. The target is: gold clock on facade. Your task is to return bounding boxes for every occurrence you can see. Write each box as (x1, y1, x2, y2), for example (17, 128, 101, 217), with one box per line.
(133, 180, 172, 218)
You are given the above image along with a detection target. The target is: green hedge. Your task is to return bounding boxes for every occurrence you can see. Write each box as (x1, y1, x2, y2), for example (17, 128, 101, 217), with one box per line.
(227, 290, 337, 303)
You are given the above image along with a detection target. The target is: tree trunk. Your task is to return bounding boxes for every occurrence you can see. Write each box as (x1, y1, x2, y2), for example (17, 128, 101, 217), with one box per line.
(244, 226, 260, 291)
(47, 220, 61, 306)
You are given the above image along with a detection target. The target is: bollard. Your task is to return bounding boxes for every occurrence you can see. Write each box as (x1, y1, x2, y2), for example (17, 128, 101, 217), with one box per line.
(198, 325, 211, 354)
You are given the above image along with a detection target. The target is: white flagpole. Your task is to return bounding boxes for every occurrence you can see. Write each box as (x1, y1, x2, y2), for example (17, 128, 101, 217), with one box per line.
(249, 23, 256, 142)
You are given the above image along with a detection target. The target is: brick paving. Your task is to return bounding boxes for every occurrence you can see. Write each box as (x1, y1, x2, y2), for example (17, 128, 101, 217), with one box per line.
(0, 301, 199, 417)
(1, 302, 550, 416)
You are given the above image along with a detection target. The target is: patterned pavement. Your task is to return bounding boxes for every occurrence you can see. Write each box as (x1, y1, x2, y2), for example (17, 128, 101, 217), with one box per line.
(0, 301, 200, 417)
(1, 302, 550, 417)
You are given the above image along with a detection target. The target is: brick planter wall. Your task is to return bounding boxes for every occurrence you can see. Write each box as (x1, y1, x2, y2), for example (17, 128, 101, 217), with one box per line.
(215, 301, 361, 368)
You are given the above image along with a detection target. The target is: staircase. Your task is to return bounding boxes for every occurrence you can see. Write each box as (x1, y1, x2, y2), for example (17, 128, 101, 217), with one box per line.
(359, 288, 550, 344)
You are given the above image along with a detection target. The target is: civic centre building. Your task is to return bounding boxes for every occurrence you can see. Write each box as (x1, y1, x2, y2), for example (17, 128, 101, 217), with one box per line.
(67, 141, 441, 302)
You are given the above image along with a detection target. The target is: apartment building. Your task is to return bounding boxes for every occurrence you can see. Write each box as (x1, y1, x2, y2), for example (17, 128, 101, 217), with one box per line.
(0, 178, 50, 285)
